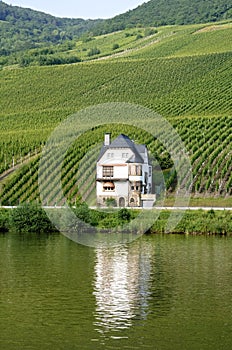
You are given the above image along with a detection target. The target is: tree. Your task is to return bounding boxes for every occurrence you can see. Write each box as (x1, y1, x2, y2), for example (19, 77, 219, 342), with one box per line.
(10, 203, 56, 233)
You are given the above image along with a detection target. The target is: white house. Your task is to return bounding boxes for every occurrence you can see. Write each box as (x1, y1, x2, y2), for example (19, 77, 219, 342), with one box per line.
(96, 133, 156, 208)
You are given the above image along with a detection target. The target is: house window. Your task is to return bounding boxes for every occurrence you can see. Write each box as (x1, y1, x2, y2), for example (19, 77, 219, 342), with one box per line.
(107, 153, 114, 158)
(103, 166, 114, 177)
(130, 165, 142, 176)
(122, 153, 129, 158)
(103, 181, 115, 191)
(149, 166, 152, 177)
(136, 165, 142, 176)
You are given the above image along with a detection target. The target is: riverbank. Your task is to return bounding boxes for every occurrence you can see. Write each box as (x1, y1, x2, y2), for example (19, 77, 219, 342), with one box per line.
(159, 196, 232, 208)
(150, 209, 232, 235)
(1, 204, 231, 236)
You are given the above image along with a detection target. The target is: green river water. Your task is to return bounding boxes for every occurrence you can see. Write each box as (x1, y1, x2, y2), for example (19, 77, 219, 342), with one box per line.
(0, 232, 232, 350)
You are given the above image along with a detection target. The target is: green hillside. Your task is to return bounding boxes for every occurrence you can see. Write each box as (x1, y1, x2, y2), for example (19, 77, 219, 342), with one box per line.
(0, 22, 231, 205)
(124, 23, 232, 59)
(0, 1, 102, 55)
(0, 0, 231, 59)
(1, 22, 232, 68)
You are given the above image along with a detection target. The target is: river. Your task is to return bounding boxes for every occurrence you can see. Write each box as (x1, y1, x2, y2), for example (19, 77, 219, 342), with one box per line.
(0, 232, 232, 349)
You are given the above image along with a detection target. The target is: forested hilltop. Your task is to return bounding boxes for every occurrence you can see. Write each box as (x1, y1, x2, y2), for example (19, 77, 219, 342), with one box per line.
(0, 0, 231, 55)
(81, 0, 232, 34)
(0, 1, 103, 55)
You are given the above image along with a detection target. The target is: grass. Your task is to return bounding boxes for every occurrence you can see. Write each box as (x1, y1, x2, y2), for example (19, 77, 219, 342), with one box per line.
(159, 196, 232, 208)
(151, 209, 232, 235)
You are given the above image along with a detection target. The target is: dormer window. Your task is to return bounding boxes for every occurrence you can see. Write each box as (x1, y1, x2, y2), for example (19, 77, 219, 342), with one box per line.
(107, 153, 114, 159)
(122, 153, 129, 158)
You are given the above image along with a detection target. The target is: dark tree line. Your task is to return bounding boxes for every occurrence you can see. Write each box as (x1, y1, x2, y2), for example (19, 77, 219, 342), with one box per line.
(92, 0, 232, 35)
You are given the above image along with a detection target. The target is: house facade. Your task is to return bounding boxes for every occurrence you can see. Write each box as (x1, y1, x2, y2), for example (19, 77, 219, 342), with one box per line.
(96, 133, 156, 208)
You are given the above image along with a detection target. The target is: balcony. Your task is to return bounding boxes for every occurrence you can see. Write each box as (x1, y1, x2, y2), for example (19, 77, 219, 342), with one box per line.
(129, 175, 143, 182)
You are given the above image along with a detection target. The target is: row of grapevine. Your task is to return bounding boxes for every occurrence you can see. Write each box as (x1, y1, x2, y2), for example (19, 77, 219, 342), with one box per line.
(1, 50, 231, 175)
(1, 116, 231, 205)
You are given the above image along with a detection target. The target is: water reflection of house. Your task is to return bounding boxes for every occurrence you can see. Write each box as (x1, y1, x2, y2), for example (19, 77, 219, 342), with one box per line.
(93, 243, 153, 332)
(96, 133, 156, 208)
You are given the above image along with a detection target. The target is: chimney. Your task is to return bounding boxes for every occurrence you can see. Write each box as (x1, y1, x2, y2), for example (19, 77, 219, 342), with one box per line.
(104, 133, 111, 146)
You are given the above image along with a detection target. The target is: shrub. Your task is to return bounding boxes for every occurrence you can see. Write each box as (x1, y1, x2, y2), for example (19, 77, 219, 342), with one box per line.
(125, 32, 133, 37)
(72, 202, 91, 223)
(0, 209, 10, 233)
(38, 54, 81, 66)
(144, 28, 158, 36)
(136, 34, 143, 40)
(112, 43, 119, 50)
(105, 198, 117, 207)
(118, 208, 131, 222)
(87, 48, 101, 57)
(10, 203, 56, 233)
(82, 35, 95, 43)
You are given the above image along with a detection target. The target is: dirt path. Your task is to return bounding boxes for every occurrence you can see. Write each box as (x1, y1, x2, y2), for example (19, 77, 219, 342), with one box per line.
(93, 32, 176, 62)
(0, 152, 40, 182)
(0, 166, 20, 182)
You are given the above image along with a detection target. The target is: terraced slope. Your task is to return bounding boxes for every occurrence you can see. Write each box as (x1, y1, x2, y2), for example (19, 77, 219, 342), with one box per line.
(0, 23, 231, 204)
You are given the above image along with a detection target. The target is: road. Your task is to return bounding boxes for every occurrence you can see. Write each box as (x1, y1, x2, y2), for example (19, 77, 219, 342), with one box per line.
(1, 206, 231, 211)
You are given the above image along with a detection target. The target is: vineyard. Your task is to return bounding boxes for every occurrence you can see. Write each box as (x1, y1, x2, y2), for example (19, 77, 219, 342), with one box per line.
(2, 22, 231, 68)
(125, 23, 232, 59)
(0, 22, 231, 206)
(1, 115, 231, 206)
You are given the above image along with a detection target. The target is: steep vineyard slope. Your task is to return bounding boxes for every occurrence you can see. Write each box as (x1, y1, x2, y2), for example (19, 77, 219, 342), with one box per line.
(0, 22, 231, 204)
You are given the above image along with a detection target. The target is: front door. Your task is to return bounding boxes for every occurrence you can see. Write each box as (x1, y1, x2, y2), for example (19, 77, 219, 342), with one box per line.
(119, 197, 125, 207)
